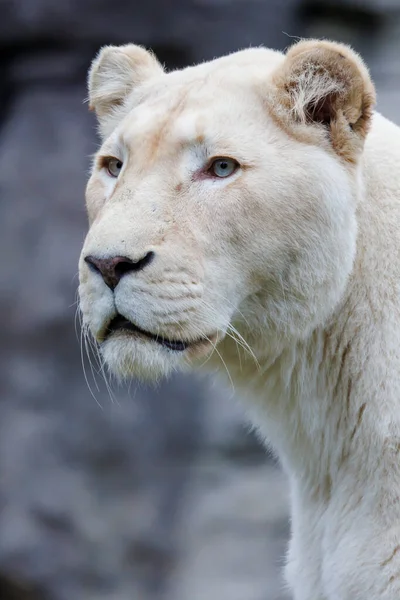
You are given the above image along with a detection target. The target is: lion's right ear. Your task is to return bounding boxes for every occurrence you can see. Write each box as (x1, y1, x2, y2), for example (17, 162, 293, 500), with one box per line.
(88, 44, 164, 135)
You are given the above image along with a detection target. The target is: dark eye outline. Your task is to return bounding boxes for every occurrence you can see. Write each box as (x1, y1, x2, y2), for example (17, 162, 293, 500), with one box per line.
(99, 156, 123, 178)
(207, 157, 240, 179)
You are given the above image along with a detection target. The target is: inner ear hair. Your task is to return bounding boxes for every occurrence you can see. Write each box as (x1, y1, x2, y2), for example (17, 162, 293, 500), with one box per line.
(272, 39, 376, 159)
(304, 87, 341, 127)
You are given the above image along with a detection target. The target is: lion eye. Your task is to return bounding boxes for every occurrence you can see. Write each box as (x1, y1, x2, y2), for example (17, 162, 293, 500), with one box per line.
(106, 158, 123, 178)
(210, 158, 238, 178)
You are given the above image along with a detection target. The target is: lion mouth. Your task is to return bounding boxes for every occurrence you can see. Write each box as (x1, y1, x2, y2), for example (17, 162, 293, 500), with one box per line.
(105, 314, 189, 352)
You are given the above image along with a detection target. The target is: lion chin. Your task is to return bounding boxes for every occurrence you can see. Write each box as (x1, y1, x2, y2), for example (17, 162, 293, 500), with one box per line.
(101, 336, 184, 381)
(101, 332, 216, 382)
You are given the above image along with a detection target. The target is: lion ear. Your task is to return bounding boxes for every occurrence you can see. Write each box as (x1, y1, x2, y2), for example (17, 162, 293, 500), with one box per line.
(271, 39, 376, 161)
(88, 44, 164, 135)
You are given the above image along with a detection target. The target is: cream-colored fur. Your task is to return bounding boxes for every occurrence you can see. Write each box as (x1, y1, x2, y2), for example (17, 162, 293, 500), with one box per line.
(79, 40, 400, 599)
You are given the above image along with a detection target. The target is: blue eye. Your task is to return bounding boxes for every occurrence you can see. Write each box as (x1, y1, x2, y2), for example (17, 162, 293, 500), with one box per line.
(210, 158, 238, 178)
(106, 157, 123, 178)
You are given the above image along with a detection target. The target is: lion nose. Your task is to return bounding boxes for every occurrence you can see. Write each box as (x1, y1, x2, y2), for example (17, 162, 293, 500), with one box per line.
(84, 252, 154, 290)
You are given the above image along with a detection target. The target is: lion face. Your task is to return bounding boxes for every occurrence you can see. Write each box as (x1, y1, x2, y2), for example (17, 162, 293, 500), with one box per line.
(79, 41, 374, 379)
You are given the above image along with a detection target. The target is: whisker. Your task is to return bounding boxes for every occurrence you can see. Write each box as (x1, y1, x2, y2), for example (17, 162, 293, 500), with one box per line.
(79, 320, 104, 409)
(165, 312, 236, 396)
(226, 323, 261, 371)
(220, 325, 243, 371)
(208, 287, 252, 330)
(83, 325, 101, 392)
(196, 297, 260, 371)
(71, 271, 80, 284)
(84, 322, 119, 405)
(205, 331, 236, 397)
(76, 290, 118, 406)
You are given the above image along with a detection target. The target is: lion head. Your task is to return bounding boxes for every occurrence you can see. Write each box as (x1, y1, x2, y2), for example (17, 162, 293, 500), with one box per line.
(78, 40, 375, 380)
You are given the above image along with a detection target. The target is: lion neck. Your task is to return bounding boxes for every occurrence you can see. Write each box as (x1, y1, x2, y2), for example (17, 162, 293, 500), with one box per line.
(215, 287, 398, 508)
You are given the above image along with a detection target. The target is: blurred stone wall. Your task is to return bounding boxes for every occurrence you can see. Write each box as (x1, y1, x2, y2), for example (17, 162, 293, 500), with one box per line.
(0, 1, 399, 599)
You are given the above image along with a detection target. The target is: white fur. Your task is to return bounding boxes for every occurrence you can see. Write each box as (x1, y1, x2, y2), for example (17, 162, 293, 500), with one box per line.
(79, 41, 400, 599)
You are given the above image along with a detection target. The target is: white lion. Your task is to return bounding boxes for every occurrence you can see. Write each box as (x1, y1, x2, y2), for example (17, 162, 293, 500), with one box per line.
(79, 39, 400, 599)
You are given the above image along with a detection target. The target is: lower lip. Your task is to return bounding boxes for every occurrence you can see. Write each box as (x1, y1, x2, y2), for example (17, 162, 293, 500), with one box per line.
(105, 317, 189, 352)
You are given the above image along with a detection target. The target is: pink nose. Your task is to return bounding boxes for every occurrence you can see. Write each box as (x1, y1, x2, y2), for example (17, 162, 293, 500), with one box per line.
(84, 252, 154, 290)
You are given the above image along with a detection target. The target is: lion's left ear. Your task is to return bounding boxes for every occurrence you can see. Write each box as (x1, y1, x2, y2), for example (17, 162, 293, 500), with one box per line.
(271, 39, 376, 161)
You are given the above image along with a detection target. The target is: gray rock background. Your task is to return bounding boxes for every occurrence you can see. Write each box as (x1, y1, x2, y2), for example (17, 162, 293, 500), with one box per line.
(0, 1, 399, 599)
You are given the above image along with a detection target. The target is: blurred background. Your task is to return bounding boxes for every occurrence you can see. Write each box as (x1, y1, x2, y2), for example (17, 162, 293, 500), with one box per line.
(0, 1, 399, 599)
